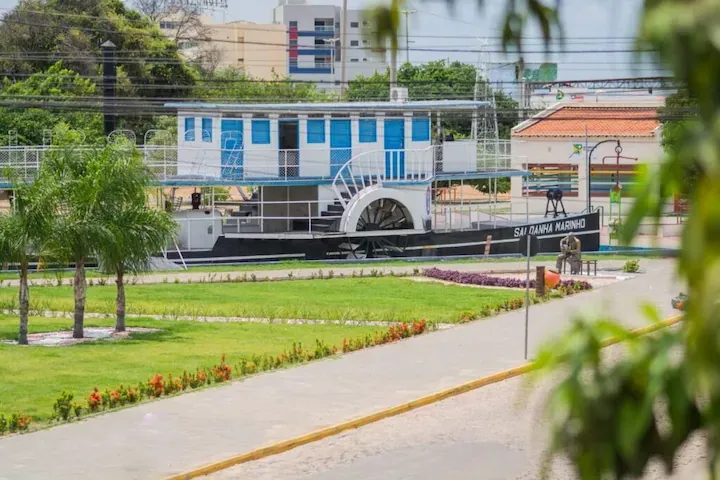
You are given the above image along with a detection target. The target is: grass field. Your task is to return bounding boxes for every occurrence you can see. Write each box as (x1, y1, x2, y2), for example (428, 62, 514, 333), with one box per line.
(0, 315, 379, 421)
(0, 253, 659, 280)
(0, 278, 523, 323)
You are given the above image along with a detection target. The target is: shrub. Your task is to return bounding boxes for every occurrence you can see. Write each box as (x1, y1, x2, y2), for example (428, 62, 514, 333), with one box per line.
(424, 268, 592, 293)
(622, 259, 640, 273)
(458, 311, 479, 323)
(52, 391, 75, 421)
(211, 355, 232, 383)
(87, 387, 102, 412)
(148, 374, 164, 398)
(8, 413, 31, 433)
(0, 414, 7, 435)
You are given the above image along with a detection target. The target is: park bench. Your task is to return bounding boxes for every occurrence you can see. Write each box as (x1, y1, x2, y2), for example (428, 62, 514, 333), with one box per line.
(561, 258, 597, 276)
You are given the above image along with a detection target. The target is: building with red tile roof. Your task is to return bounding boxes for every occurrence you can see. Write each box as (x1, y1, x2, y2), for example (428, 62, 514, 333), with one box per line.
(510, 101, 664, 217)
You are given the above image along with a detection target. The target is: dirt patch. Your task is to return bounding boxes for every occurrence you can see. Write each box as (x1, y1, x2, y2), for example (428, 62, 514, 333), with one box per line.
(2, 327, 161, 347)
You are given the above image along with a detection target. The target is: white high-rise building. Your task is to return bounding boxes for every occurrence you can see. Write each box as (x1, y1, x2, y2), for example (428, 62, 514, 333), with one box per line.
(273, 0, 387, 87)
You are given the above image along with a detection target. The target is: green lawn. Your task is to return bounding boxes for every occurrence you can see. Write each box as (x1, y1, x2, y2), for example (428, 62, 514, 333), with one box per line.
(0, 253, 663, 280)
(0, 278, 523, 323)
(0, 315, 379, 421)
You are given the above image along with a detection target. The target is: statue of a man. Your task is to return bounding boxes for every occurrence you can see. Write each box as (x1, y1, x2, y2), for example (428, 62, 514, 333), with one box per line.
(556, 232, 582, 273)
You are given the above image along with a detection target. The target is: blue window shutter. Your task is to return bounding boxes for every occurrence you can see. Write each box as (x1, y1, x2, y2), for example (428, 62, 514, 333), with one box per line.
(307, 119, 325, 144)
(358, 119, 377, 143)
(184, 117, 196, 142)
(251, 120, 271, 144)
(412, 117, 430, 142)
(201, 118, 212, 143)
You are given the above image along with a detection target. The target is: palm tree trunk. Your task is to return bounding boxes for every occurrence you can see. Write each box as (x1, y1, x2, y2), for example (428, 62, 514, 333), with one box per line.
(18, 261, 29, 345)
(72, 256, 86, 339)
(115, 266, 125, 333)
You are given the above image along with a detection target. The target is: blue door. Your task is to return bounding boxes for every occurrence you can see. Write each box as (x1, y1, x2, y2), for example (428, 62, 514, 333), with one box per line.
(330, 119, 351, 177)
(384, 118, 405, 179)
(221, 119, 243, 180)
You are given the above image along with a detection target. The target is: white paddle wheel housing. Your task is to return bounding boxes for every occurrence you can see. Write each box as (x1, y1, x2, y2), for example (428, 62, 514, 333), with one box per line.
(339, 184, 427, 234)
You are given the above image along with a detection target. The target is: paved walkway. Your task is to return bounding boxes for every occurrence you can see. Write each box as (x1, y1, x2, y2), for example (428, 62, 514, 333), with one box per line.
(0, 260, 681, 479)
(10, 258, 636, 287)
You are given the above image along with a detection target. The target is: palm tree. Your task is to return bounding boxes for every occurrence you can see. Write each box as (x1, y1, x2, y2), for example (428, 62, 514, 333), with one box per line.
(100, 203, 176, 333)
(366, 0, 402, 90)
(42, 136, 145, 338)
(0, 181, 53, 344)
(364, 0, 558, 63)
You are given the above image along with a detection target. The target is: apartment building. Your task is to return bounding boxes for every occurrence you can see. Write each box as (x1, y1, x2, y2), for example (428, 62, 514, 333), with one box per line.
(159, 16, 287, 79)
(272, 0, 387, 85)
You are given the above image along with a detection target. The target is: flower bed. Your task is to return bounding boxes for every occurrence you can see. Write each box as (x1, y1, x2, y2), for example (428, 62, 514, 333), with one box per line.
(0, 320, 432, 436)
(424, 268, 592, 293)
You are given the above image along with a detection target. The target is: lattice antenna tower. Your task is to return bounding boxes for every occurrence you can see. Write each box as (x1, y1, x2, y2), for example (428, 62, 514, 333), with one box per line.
(472, 39, 501, 166)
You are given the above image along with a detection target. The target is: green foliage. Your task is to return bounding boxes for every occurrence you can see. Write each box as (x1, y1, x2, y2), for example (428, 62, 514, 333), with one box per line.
(533, 316, 699, 479)
(0, 0, 196, 96)
(367, 0, 720, 478)
(0, 63, 103, 145)
(195, 68, 333, 103)
(0, 0, 197, 138)
(660, 92, 700, 196)
(347, 61, 518, 139)
(621, 259, 640, 273)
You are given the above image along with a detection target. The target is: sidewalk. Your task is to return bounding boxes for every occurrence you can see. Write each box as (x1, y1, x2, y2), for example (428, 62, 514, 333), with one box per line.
(4, 258, 639, 288)
(0, 260, 681, 479)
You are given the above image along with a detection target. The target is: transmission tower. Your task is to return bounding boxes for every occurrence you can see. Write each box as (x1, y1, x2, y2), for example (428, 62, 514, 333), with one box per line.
(472, 39, 503, 225)
(472, 40, 501, 167)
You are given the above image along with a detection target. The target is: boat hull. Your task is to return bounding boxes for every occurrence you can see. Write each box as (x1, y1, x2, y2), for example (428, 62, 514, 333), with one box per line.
(166, 211, 601, 264)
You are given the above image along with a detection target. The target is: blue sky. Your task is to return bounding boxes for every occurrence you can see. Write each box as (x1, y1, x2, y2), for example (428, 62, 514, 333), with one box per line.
(0, 0, 662, 81)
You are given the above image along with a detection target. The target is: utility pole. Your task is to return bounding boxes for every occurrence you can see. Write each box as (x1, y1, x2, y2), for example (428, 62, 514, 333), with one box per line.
(401, 9, 416, 64)
(517, 57, 526, 122)
(101, 40, 117, 137)
(340, 0, 348, 96)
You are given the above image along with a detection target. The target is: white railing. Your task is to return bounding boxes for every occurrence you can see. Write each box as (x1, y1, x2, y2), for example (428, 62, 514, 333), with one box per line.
(0, 143, 525, 185)
(331, 146, 436, 208)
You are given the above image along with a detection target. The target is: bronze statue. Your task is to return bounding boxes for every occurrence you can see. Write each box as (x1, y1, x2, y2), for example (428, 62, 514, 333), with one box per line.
(556, 232, 582, 274)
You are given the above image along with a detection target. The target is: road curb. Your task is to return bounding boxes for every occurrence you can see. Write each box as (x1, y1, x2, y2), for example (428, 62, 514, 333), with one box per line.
(167, 314, 684, 480)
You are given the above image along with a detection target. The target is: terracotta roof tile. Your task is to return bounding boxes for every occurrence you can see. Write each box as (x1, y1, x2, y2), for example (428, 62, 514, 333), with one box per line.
(512, 106, 660, 137)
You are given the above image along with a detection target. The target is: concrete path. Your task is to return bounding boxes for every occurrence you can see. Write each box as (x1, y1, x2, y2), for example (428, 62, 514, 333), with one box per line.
(9, 258, 637, 288)
(0, 260, 681, 479)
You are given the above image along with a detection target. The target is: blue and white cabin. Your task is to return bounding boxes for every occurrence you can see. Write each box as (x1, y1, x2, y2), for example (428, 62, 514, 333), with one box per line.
(162, 99, 525, 244)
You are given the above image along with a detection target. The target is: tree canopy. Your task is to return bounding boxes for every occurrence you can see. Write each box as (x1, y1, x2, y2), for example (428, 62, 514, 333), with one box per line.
(0, 62, 103, 144)
(0, 0, 197, 97)
(347, 61, 518, 139)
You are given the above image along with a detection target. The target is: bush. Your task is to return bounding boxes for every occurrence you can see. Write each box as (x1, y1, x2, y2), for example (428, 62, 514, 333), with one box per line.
(424, 268, 592, 292)
(622, 259, 640, 273)
(52, 391, 75, 421)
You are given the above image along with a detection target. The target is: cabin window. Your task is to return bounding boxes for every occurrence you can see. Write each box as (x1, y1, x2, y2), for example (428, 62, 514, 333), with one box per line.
(307, 119, 325, 144)
(201, 118, 212, 143)
(412, 116, 430, 142)
(359, 119, 377, 143)
(184, 117, 196, 142)
(251, 119, 271, 144)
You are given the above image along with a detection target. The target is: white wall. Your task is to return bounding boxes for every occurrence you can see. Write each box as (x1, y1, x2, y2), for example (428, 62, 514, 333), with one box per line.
(510, 134, 663, 216)
(442, 140, 478, 173)
(300, 115, 331, 178)
(244, 115, 279, 179)
(177, 112, 222, 178)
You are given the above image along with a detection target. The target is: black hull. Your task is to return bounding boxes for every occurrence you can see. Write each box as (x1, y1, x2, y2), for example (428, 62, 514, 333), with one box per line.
(167, 212, 601, 264)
